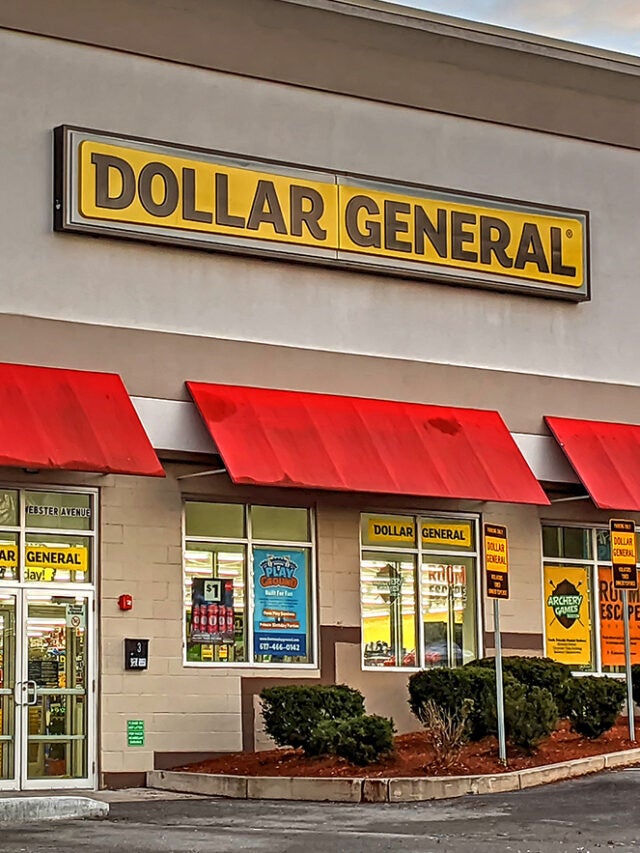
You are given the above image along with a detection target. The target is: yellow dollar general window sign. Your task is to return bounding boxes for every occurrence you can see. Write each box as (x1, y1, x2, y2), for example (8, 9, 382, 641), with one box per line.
(367, 517, 416, 546)
(25, 545, 88, 583)
(544, 565, 592, 666)
(610, 519, 638, 590)
(421, 520, 473, 549)
(484, 523, 509, 599)
(55, 127, 590, 301)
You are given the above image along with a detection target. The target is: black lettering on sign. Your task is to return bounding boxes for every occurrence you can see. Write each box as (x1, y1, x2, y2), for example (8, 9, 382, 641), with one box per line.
(344, 196, 381, 248)
(514, 223, 549, 272)
(550, 227, 577, 278)
(215, 173, 245, 229)
(384, 201, 411, 253)
(91, 153, 136, 210)
(289, 186, 326, 240)
(246, 180, 287, 234)
(414, 207, 447, 258)
(451, 212, 477, 262)
(480, 216, 513, 268)
(182, 168, 212, 224)
(138, 162, 179, 217)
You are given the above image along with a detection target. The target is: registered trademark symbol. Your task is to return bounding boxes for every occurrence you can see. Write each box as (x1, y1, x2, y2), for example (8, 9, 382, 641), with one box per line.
(566, 229, 573, 238)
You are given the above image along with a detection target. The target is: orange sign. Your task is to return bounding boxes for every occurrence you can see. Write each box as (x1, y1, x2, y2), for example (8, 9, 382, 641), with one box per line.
(598, 566, 640, 665)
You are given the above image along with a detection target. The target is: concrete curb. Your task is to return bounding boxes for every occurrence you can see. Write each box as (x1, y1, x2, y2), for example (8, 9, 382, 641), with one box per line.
(0, 796, 109, 825)
(146, 746, 640, 803)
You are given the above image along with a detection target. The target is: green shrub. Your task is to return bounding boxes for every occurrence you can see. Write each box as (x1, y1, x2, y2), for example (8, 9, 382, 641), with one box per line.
(468, 656, 573, 717)
(504, 684, 558, 752)
(565, 677, 626, 739)
(260, 684, 365, 755)
(408, 666, 515, 742)
(332, 714, 395, 766)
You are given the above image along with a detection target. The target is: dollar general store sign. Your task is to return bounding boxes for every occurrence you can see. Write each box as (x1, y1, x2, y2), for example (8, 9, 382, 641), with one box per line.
(55, 127, 589, 300)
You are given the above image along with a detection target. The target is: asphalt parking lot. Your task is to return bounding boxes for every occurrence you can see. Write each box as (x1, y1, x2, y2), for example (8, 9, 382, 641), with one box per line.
(2, 770, 640, 852)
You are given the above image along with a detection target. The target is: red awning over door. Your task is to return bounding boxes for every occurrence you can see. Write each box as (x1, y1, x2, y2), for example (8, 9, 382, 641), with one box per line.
(0, 363, 163, 476)
(187, 382, 548, 504)
(546, 415, 640, 510)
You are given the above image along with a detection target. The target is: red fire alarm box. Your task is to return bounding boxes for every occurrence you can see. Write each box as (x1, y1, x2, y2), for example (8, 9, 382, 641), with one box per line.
(118, 594, 133, 611)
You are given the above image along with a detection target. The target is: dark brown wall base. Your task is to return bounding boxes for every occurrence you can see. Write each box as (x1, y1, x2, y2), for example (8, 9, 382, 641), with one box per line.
(484, 632, 544, 653)
(102, 771, 147, 789)
(154, 752, 225, 770)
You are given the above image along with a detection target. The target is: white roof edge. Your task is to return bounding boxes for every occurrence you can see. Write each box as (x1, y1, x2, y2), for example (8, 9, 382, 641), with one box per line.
(282, 0, 640, 76)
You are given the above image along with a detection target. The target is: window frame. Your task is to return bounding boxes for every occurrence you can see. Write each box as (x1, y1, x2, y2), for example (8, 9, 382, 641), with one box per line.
(0, 485, 98, 589)
(541, 521, 638, 676)
(359, 510, 482, 672)
(182, 501, 318, 669)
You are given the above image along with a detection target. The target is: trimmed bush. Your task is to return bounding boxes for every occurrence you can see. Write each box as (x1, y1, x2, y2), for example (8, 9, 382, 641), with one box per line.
(260, 684, 365, 755)
(565, 676, 626, 739)
(504, 683, 558, 752)
(408, 666, 515, 742)
(468, 656, 573, 717)
(332, 714, 396, 766)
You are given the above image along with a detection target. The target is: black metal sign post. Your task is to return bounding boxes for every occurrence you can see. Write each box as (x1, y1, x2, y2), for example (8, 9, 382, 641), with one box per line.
(484, 523, 509, 766)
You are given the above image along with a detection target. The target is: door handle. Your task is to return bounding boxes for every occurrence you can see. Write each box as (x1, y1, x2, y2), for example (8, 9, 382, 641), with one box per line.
(25, 680, 37, 706)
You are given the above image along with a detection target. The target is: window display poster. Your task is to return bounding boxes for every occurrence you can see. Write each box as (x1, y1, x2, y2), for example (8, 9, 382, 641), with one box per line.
(598, 566, 640, 665)
(544, 565, 592, 666)
(253, 548, 307, 657)
(190, 577, 234, 645)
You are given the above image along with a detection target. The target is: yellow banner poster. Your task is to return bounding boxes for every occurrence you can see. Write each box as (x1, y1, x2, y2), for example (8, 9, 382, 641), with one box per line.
(25, 545, 88, 582)
(544, 565, 592, 666)
(598, 566, 640, 666)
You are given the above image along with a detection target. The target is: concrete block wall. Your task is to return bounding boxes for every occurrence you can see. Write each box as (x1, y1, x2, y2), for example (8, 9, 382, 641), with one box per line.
(99, 471, 244, 781)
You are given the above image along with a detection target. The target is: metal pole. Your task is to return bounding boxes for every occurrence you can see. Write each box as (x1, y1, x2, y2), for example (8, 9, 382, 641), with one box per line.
(623, 589, 635, 742)
(493, 599, 507, 765)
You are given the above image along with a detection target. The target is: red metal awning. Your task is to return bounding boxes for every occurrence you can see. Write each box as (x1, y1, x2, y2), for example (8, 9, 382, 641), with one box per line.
(187, 382, 548, 504)
(0, 362, 164, 477)
(545, 416, 640, 510)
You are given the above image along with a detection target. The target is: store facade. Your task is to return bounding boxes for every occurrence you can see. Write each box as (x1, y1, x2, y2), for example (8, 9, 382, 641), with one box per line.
(1, 0, 640, 788)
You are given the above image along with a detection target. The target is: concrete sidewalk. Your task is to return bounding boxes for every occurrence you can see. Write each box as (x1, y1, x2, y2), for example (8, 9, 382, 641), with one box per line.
(0, 786, 204, 825)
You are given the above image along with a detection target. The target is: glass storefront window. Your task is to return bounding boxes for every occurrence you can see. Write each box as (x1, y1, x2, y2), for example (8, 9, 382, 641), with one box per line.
(421, 557, 476, 668)
(0, 490, 95, 585)
(542, 524, 640, 674)
(361, 552, 417, 667)
(183, 503, 315, 666)
(360, 513, 479, 670)
(184, 502, 244, 539)
(25, 491, 93, 532)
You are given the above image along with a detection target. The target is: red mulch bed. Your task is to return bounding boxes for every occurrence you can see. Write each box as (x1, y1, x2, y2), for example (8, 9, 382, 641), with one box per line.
(175, 719, 637, 778)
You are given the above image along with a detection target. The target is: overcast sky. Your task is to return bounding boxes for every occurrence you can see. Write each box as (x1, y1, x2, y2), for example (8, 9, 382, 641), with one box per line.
(394, 1, 640, 55)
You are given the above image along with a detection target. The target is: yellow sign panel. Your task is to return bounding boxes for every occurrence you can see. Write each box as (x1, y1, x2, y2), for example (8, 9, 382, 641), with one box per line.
(78, 140, 339, 249)
(599, 566, 640, 665)
(421, 521, 473, 549)
(0, 543, 18, 568)
(544, 565, 592, 666)
(484, 523, 509, 599)
(25, 545, 88, 582)
(338, 184, 584, 288)
(367, 518, 416, 545)
(610, 519, 638, 589)
(57, 128, 589, 300)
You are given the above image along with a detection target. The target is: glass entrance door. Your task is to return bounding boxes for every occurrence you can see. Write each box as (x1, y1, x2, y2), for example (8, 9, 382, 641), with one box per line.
(0, 592, 17, 786)
(20, 591, 93, 788)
